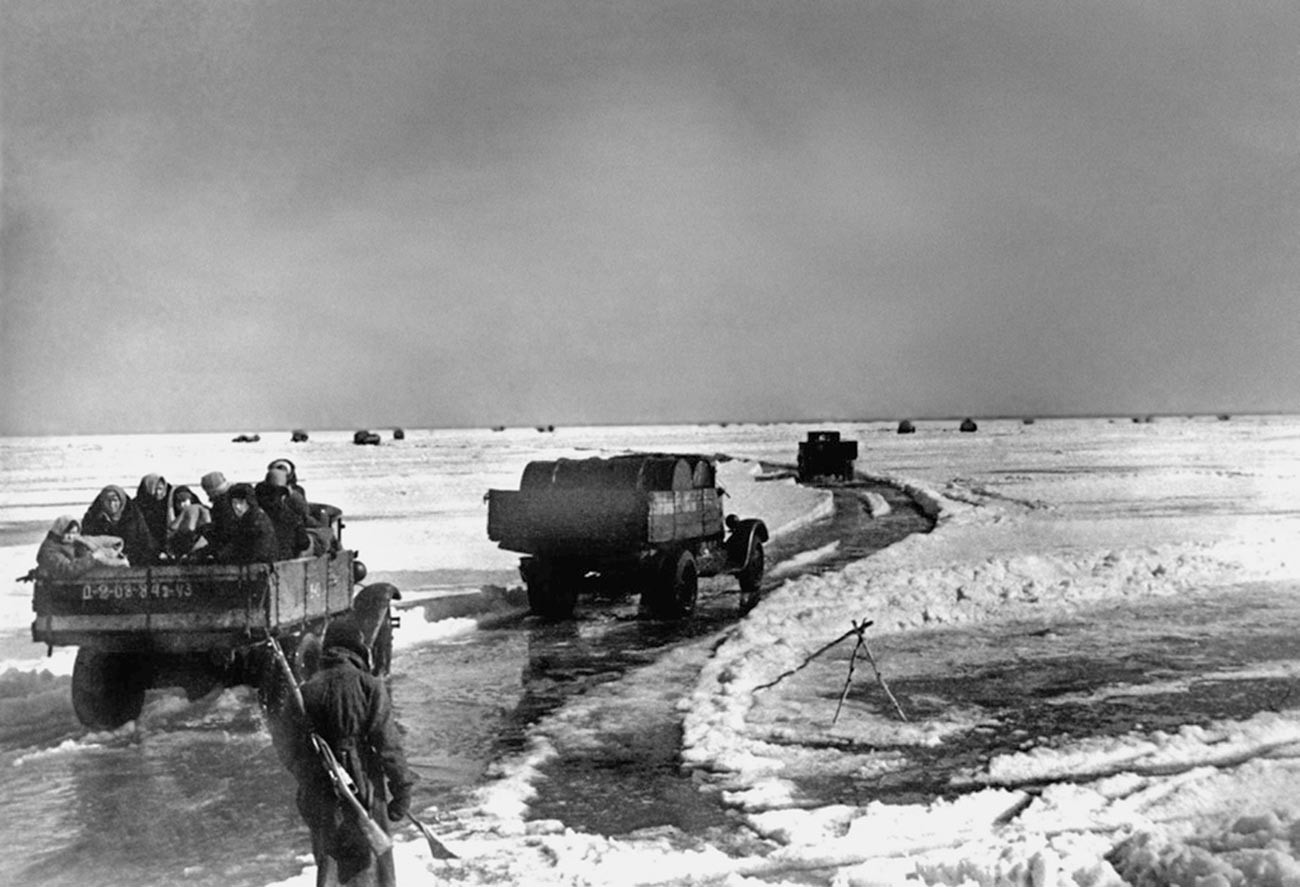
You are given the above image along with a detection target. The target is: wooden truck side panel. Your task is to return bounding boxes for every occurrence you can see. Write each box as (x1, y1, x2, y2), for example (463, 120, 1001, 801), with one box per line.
(31, 552, 355, 651)
(647, 490, 724, 544)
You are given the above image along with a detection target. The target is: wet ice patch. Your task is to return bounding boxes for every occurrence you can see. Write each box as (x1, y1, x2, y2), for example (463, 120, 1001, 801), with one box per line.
(393, 614, 480, 649)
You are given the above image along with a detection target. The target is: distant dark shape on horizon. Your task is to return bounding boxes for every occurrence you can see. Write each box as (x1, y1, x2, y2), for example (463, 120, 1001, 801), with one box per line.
(353, 430, 382, 446)
(233, 433, 261, 443)
(291, 429, 309, 442)
(960, 418, 978, 433)
(897, 420, 916, 435)
(392, 428, 405, 440)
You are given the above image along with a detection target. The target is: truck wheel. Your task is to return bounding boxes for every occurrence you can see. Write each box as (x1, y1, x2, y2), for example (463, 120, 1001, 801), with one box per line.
(738, 542, 765, 612)
(524, 559, 578, 620)
(72, 649, 149, 731)
(645, 550, 697, 620)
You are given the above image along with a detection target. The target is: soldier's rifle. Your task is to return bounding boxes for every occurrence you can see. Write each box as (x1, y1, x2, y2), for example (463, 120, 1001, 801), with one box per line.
(266, 635, 394, 857)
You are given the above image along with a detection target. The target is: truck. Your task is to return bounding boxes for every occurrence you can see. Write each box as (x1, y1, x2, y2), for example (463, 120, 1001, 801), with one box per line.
(486, 453, 769, 620)
(30, 542, 385, 731)
(797, 430, 858, 482)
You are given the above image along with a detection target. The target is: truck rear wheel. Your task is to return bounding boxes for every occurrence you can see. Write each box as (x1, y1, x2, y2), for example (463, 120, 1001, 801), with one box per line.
(644, 550, 698, 620)
(524, 558, 579, 620)
(72, 649, 149, 731)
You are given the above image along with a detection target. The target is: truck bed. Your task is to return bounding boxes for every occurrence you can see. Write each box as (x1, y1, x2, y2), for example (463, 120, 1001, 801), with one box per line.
(32, 552, 356, 652)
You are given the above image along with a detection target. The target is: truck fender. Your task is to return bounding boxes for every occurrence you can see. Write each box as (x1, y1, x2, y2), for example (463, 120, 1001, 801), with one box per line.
(724, 517, 769, 571)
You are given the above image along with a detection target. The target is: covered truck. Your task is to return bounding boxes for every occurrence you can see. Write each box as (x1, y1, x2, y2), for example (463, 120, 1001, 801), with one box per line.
(30, 544, 383, 730)
(486, 453, 768, 620)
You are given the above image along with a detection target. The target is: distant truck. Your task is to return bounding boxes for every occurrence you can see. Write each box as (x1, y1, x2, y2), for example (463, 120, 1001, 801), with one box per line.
(486, 454, 769, 620)
(30, 542, 388, 731)
(797, 430, 858, 482)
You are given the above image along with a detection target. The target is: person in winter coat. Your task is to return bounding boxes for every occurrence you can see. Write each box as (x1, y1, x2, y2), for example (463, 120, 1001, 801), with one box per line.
(214, 483, 278, 565)
(269, 457, 342, 552)
(134, 473, 172, 561)
(292, 617, 417, 887)
(256, 467, 317, 559)
(35, 516, 101, 579)
(81, 484, 157, 566)
(267, 457, 309, 500)
(198, 470, 238, 555)
(167, 485, 212, 560)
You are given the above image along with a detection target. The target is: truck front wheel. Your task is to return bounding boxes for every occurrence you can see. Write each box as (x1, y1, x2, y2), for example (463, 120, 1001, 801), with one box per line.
(645, 550, 698, 620)
(72, 649, 149, 731)
(738, 542, 765, 612)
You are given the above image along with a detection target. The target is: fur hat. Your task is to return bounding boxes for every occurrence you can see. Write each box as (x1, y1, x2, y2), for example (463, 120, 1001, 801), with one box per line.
(323, 617, 369, 660)
(201, 471, 229, 496)
(228, 482, 256, 503)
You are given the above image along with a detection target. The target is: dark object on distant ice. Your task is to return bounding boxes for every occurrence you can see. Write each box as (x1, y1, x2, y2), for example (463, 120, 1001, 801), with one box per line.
(1023, 418, 1036, 425)
(353, 430, 382, 446)
(1217, 414, 1231, 421)
(960, 418, 978, 433)
(537, 424, 555, 433)
(290, 429, 309, 442)
(233, 433, 261, 443)
(392, 428, 405, 440)
(1132, 415, 1155, 424)
(487, 453, 768, 620)
(491, 425, 506, 432)
(797, 430, 857, 482)
(897, 419, 916, 434)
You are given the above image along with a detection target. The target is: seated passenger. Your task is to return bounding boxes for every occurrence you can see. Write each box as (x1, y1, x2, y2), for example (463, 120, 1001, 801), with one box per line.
(198, 471, 237, 554)
(214, 483, 278, 565)
(35, 517, 97, 579)
(34, 516, 130, 579)
(135, 473, 172, 559)
(268, 457, 342, 545)
(81, 484, 157, 566)
(167, 485, 212, 561)
(256, 467, 317, 558)
(267, 458, 308, 499)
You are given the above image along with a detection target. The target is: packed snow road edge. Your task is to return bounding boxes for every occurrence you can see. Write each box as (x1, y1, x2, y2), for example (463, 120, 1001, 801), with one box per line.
(678, 472, 1300, 887)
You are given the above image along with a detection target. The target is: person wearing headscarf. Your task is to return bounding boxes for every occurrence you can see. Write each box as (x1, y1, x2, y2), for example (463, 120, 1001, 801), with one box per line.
(135, 473, 172, 559)
(81, 485, 157, 567)
(214, 483, 278, 565)
(35, 516, 100, 579)
(167, 485, 212, 560)
(289, 617, 416, 887)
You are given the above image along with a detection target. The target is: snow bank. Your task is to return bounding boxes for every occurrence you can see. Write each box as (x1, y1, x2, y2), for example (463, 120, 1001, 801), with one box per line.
(402, 428, 1300, 887)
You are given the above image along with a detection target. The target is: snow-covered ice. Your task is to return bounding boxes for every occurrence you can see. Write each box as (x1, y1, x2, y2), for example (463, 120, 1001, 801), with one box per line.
(358, 417, 1300, 887)
(5, 417, 1300, 886)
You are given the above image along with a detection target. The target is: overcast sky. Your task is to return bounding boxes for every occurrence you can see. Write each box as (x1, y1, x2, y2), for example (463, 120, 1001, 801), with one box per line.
(3, 1, 1299, 435)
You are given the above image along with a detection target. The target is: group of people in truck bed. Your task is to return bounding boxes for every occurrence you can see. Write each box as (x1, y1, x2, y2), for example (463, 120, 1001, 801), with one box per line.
(35, 457, 342, 578)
